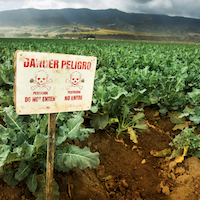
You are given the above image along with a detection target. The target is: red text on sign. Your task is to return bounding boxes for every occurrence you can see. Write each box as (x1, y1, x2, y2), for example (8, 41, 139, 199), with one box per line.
(64, 95, 83, 101)
(25, 97, 31, 102)
(32, 97, 42, 102)
(24, 58, 92, 70)
(61, 60, 91, 70)
(42, 96, 55, 102)
(24, 58, 59, 68)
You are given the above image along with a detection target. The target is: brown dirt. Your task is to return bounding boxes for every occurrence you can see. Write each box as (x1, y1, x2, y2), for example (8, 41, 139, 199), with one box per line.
(0, 107, 200, 200)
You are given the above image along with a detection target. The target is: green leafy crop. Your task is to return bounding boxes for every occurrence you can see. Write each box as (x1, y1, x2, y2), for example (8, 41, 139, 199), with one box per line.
(1, 38, 200, 197)
(116, 105, 148, 141)
(169, 127, 200, 157)
(0, 106, 99, 199)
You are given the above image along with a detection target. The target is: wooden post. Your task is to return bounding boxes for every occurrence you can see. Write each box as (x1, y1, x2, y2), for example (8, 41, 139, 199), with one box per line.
(46, 113, 57, 200)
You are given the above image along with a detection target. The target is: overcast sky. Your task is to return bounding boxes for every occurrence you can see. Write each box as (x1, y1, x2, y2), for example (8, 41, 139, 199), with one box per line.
(0, 0, 200, 19)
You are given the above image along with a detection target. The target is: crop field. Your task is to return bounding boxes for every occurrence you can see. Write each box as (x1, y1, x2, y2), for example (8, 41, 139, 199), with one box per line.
(0, 38, 200, 200)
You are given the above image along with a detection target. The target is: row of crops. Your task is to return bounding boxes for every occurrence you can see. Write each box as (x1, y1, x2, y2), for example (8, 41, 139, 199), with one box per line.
(0, 38, 200, 198)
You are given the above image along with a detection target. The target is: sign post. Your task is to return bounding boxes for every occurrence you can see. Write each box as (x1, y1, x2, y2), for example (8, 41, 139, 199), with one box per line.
(46, 113, 56, 200)
(14, 50, 97, 199)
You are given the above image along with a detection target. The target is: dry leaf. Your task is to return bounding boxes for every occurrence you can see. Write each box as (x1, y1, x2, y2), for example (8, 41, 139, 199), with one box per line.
(150, 149, 172, 157)
(172, 123, 189, 131)
(175, 146, 189, 163)
(128, 127, 138, 143)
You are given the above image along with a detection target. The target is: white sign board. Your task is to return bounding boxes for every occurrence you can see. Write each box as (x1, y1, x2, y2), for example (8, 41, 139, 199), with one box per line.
(14, 50, 97, 115)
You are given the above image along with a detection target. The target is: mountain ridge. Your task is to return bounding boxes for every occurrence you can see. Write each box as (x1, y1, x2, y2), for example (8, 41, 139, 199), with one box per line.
(0, 8, 200, 35)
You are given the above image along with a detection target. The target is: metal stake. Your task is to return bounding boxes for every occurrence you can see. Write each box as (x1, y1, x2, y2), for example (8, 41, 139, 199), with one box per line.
(46, 113, 56, 200)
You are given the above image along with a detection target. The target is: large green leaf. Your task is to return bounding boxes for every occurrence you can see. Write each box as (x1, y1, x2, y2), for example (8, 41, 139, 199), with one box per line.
(149, 92, 159, 104)
(28, 122, 40, 138)
(95, 85, 109, 106)
(189, 115, 200, 124)
(159, 107, 168, 116)
(109, 85, 128, 100)
(56, 114, 93, 145)
(67, 115, 84, 139)
(194, 106, 200, 115)
(0, 144, 10, 167)
(39, 115, 48, 135)
(0, 88, 14, 107)
(13, 146, 22, 156)
(0, 125, 9, 144)
(179, 106, 195, 118)
(5, 152, 22, 164)
(56, 112, 69, 122)
(55, 145, 100, 172)
(22, 141, 35, 160)
(189, 106, 200, 124)
(187, 88, 200, 105)
(15, 161, 31, 181)
(133, 123, 148, 131)
(15, 131, 29, 146)
(56, 124, 69, 146)
(3, 106, 26, 132)
(132, 112, 145, 122)
(8, 128, 17, 144)
(90, 105, 98, 113)
(26, 172, 37, 193)
(122, 105, 130, 119)
(33, 134, 48, 152)
(168, 111, 186, 124)
(78, 128, 95, 141)
(126, 89, 150, 105)
(90, 113, 109, 130)
(3, 167, 19, 186)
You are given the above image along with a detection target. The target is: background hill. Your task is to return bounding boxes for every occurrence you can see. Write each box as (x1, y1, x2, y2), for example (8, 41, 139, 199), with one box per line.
(0, 8, 200, 35)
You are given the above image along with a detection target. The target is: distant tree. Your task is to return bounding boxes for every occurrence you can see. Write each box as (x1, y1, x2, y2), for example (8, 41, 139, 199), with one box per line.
(84, 34, 96, 39)
(43, 34, 48, 38)
(55, 34, 64, 39)
(17, 33, 32, 37)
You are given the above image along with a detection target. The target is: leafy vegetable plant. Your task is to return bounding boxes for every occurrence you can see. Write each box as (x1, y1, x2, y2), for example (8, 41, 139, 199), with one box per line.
(169, 127, 200, 162)
(115, 105, 148, 142)
(0, 106, 99, 199)
(1, 38, 200, 197)
(179, 106, 200, 130)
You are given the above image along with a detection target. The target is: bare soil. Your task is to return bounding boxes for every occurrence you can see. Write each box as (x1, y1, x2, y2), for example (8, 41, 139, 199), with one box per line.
(0, 107, 200, 200)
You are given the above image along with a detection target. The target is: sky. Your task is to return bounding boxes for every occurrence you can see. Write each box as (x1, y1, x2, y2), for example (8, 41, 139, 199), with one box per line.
(0, 0, 200, 19)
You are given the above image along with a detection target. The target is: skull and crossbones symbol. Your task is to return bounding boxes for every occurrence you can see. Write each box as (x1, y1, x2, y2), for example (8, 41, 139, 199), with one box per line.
(31, 70, 53, 91)
(66, 71, 83, 90)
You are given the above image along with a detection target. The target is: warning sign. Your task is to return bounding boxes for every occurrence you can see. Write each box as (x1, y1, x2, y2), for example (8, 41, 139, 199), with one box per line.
(14, 50, 97, 115)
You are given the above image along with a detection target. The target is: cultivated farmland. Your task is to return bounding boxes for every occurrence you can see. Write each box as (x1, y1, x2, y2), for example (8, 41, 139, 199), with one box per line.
(0, 38, 200, 200)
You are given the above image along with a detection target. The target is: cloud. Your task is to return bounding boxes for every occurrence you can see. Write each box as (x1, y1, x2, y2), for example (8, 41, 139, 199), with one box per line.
(0, 0, 25, 2)
(124, 0, 200, 19)
(0, 1, 25, 12)
(0, 0, 200, 19)
(21, 0, 123, 11)
(133, 0, 153, 3)
(22, 0, 97, 10)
